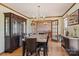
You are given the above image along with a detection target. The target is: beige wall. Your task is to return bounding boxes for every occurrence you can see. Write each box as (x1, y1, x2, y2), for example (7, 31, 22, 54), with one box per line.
(27, 19, 32, 35)
(58, 18, 64, 35)
(0, 13, 4, 53)
(67, 25, 79, 37)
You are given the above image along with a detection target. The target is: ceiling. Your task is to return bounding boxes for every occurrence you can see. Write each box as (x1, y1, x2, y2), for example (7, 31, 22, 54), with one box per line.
(3, 3, 74, 18)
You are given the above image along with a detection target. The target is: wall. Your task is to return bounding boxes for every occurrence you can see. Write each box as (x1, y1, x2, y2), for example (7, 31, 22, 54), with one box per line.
(67, 25, 79, 37)
(63, 3, 79, 37)
(27, 19, 32, 35)
(37, 22, 51, 33)
(0, 14, 4, 53)
(58, 18, 64, 35)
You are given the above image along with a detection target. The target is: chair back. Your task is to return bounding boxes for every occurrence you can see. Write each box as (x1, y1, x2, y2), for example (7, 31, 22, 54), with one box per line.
(47, 35, 49, 43)
(26, 38, 37, 53)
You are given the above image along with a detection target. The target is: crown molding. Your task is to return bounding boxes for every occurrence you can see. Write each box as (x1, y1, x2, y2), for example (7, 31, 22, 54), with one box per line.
(30, 16, 62, 19)
(62, 3, 76, 17)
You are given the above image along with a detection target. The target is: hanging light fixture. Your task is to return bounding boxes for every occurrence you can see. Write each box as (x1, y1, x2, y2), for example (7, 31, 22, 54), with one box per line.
(36, 5, 41, 20)
(31, 5, 46, 25)
(36, 5, 46, 20)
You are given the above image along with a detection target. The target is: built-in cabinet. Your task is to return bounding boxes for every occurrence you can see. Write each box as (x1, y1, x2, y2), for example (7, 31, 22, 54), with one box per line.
(61, 36, 69, 49)
(62, 36, 79, 55)
(4, 13, 26, 52)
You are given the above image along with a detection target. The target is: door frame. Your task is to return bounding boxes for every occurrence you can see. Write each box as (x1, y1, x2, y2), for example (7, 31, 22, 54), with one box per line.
(51, 20, 59, 41)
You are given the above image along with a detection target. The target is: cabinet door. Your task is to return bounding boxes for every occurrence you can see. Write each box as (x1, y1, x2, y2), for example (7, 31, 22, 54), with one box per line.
(11, 18, 18, 36)
(5, 17, 10, 36)
(5, 17, 10, 51)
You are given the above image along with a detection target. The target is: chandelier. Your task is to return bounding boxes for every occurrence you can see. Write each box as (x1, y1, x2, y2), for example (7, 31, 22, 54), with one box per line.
(31, 5, 46, 25)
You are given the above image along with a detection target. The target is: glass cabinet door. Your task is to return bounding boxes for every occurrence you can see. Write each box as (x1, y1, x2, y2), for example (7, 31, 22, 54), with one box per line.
(5, 17, 10, 36)
(13, 20, 17, 35)
(5, 17, 10, 52)
(11, 18, 18, 36)
(21, 22, 24, 36)
(23, 22, 26, 34)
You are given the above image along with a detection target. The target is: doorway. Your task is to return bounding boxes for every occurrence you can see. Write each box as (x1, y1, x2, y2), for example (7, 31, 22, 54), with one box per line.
(51, 20, 58, 41)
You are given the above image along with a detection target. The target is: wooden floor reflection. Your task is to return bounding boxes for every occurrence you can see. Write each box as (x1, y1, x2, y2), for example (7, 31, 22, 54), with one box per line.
(48, 40, 68, 56)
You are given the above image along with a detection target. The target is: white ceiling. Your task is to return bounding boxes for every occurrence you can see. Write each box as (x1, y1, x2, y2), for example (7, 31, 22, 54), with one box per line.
(4, 3, 74, 18)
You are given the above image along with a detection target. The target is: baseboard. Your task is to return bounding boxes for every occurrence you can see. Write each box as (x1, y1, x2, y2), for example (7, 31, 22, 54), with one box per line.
(51, 39, 58, 42)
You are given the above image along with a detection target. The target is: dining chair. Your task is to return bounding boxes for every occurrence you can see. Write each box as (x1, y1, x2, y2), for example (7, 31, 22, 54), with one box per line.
(37, 34, 49, 56)
(25, 38, 38, 56)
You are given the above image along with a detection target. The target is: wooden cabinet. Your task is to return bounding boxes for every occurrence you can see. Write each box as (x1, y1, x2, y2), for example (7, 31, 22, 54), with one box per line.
(4, 13, 26, 52)
(61, 36, 69, 49)
(61, 36, 79, 55)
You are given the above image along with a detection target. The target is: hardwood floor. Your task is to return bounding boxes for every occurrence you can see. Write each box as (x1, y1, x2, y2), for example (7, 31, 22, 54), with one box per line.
(0, 40, 69, 56)
(0, 48, 22, 56)
(48, 40, 68, 56)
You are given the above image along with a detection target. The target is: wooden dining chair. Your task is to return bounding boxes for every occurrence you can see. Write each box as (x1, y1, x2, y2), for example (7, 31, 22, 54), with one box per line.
(25, 38, 37, 56)
(36, 35, 49, 56)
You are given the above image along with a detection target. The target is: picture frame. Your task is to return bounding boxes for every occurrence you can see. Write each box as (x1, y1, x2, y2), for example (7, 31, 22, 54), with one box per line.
(68, 9, 79, 26)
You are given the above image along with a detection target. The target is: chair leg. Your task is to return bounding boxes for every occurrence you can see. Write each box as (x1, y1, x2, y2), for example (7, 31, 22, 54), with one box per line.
(26, 50, 29, 56)
(36, 48, 40, 56)
(36, 50, 39, 56)
(45, 50, 48, 56)
(38, 49, 40, 56)
(44, 47, 46, 56)
(22, 41, 26, 56)
(44, 47, 48, 56)
(22, 45, 25, 56)
(22, 48, 25, 56)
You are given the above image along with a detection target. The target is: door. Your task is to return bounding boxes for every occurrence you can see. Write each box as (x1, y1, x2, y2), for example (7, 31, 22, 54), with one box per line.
(5, 16, 10, 52)
(51, 20, 58, 41)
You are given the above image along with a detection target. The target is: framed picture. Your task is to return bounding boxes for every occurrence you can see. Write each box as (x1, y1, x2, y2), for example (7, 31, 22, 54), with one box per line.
(68, 9, 79, 26)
